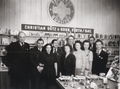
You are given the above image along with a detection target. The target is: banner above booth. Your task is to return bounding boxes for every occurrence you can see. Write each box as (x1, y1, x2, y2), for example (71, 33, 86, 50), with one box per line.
(21, 24, 94, 34)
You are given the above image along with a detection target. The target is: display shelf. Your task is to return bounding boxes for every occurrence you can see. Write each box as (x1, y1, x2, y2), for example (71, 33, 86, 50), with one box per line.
(0, 34, 15, 37)
(0, 45, 8, 46)
(105, 46, 119, 48)
(0, 34, 17, 56)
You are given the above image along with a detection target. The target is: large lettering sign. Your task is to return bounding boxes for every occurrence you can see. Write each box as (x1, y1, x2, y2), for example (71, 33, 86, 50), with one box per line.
(21, 24, 94, 34)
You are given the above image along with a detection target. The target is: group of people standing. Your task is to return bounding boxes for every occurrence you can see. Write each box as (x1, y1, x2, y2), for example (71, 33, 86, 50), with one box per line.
(2, 31, 108, 89)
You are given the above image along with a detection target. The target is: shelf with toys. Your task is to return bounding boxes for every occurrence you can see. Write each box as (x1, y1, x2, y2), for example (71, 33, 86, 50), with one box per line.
(0, 34, 17, 56)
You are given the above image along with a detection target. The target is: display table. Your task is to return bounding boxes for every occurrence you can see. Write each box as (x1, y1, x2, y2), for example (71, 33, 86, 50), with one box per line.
(56, 75, 118, 89)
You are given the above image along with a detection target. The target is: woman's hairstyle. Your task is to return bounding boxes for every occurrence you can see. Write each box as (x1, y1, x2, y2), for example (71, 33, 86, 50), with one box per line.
(73, 40, 82, 51)
(95, 39, 103, 45)
(42, 43, 53, 54)
(64, 44, 73, 53)
(51, 39, 57, 44)
(82, 40, 90, 50)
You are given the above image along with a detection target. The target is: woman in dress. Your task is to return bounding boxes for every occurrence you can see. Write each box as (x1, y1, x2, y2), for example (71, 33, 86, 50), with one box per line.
(73, 40, 85, 75)
(62, 44, 76, 76)
(82, 40, 93, 74)
(42, 43, 57, 89)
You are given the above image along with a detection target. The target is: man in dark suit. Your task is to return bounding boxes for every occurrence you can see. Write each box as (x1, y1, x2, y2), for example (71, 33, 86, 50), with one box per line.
(29, 38, 45, 89)
(51, 39, 64, 77)
(66, 35, 75, 51)
(89, 36, 96, 52)
(3, 31, 30, 89)
(92, 39, 108, 75)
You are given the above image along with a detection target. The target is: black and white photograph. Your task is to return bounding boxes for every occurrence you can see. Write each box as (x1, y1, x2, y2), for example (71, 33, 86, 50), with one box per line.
(0, 0, 120, 89)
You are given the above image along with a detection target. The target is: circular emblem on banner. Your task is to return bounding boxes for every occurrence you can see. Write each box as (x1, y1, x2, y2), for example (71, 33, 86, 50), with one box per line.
(49, 0, 74, 24)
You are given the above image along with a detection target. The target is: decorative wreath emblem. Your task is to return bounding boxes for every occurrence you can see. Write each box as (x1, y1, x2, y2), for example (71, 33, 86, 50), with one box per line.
(49, 0, 74, 24)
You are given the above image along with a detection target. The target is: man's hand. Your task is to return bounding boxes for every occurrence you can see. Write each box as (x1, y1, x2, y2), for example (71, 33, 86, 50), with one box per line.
(37, 66, 44, 73)
(39, 63, 44, 67)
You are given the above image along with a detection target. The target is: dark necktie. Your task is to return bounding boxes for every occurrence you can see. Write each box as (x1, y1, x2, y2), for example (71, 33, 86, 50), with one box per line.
(21, 42, 24, 46)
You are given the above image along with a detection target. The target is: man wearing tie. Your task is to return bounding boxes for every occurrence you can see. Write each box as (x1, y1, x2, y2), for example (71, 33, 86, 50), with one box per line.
(3, 31, 30, 89)
(51, 39, 63, 77)
(66, 35, 75, 51)
(92, 39, 108, 75)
